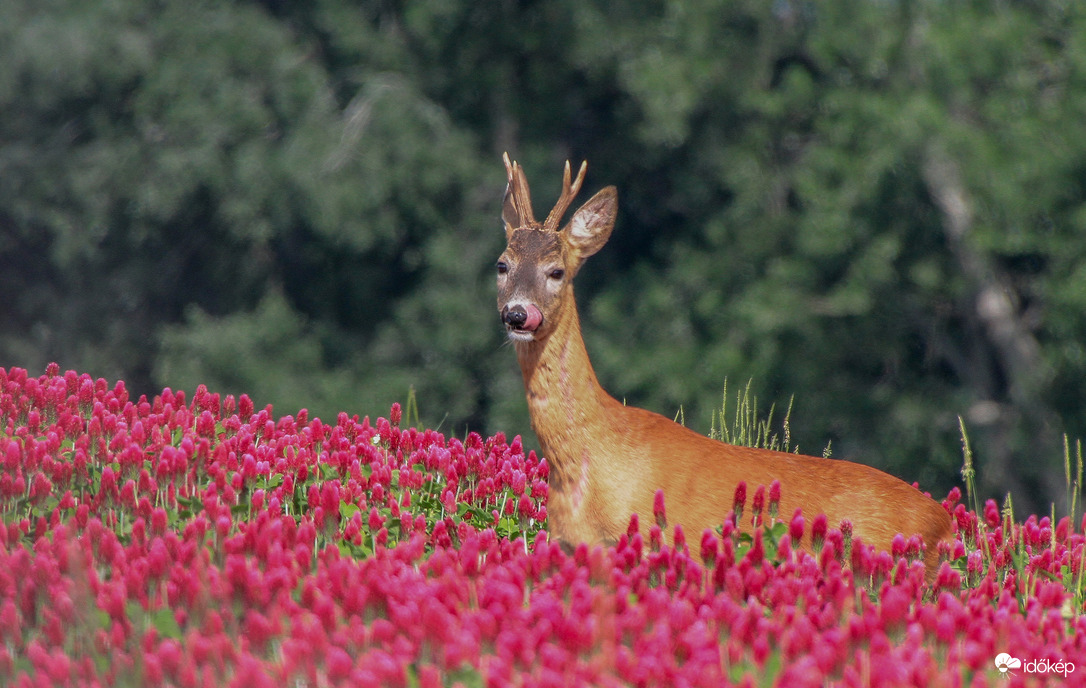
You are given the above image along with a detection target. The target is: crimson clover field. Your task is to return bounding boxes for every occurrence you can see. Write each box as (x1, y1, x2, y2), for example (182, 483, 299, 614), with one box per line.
(1, 365, 1084, 687)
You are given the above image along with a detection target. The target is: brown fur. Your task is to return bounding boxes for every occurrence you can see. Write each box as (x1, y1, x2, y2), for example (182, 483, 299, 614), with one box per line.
(496, 154, 952, 578)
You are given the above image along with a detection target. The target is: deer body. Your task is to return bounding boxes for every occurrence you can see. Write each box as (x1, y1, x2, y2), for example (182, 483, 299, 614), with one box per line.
(496, 154, 952, 575)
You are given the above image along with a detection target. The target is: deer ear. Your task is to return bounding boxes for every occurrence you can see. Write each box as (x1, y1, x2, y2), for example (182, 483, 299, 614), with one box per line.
(565, 186, 617, 264)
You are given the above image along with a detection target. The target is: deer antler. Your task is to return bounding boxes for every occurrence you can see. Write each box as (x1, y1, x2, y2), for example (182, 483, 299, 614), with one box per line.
(543, 160, 587, 231)
(502, 152, 536, 228)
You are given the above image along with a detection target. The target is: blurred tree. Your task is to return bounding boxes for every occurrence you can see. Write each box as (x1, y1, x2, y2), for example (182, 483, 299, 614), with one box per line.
(0, 0, 346, 395)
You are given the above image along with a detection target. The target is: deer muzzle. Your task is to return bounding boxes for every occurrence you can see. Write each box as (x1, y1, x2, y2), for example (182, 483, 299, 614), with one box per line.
(502, 304, 543, 333)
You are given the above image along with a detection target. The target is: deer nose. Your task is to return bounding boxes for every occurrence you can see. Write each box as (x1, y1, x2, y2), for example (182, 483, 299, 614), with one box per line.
(502, 304, 543, 331)
(502, 304, 528, 328)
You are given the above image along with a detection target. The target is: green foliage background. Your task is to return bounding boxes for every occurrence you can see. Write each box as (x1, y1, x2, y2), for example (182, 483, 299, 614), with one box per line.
(3, 0, 1085, 515)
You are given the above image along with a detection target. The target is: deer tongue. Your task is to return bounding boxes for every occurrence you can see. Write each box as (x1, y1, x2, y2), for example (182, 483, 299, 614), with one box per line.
(523, 304, 543, 331)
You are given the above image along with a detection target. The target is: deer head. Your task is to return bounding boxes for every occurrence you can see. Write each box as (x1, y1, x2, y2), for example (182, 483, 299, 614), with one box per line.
(496, 153, 618, 342)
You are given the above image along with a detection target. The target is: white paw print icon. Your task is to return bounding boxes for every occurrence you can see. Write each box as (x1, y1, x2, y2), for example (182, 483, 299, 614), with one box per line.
(994, 653, 1022, 674)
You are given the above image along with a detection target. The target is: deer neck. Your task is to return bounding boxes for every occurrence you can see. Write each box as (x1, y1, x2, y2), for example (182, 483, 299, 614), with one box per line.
(513, 289, 618, 498)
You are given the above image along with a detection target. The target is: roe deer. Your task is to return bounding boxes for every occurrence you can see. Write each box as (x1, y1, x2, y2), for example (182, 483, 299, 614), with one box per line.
(496, 153, 952, 577)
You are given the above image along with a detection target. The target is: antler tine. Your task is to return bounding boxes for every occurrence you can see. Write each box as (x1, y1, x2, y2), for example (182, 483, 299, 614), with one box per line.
(502, 152, 536, 227)
(543, 160, 588, 231)
(502, 151, 516, 185)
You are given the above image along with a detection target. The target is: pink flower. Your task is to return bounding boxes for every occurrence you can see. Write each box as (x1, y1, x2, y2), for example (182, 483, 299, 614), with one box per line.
(197, 410, 217, 438)
(751, 484, 765, 527)
(700, 530, 718, 568)
(811, 514, 828, 552)
(653, 489, 667, 530)
(789, 509, 805, 544)
(747, 528, 765, 567)
(732, 481, 747, 525)
(673, 524, 687, 554)
(511, 470, 527, 496)
(768, 480, 781, 519)
(216, 515, 232, 539)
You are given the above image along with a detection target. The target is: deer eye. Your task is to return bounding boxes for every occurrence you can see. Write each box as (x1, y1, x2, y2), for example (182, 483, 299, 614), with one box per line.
(547, 268, 565, 280)
(496, 261, 509, 275)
